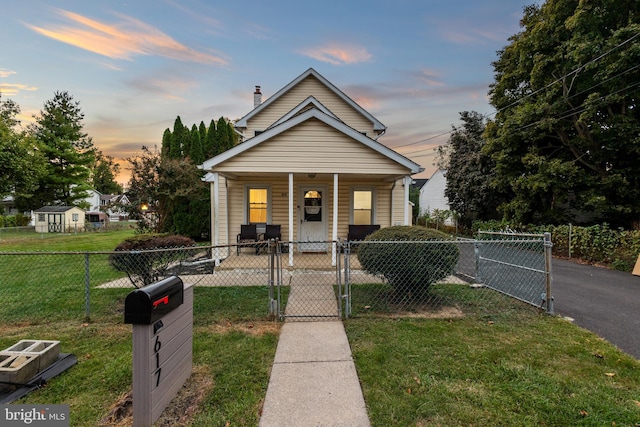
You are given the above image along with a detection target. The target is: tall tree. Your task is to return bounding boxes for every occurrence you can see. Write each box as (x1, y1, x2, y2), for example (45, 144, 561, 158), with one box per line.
(0, 96, 45, 201)
(161, 128, 172, 158)
(441, 112, 504, 227)
(216, 117, 232, 152)
(169, 116, 185, 159)
(205, 119, 218, 157)
(91, 150, 123, 194)
(29, 91, 95, 207)
(189, 123, 204, 164)
(198, 121, 207, 154)
(486, 0, 640, 227)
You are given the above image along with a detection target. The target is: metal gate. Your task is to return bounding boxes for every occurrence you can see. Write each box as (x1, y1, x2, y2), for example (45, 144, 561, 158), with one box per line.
(269, 241, 345, 321)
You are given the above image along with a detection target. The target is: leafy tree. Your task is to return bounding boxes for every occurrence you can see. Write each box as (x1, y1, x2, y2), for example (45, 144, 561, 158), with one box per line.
(487, 0, 640, 227)
(28, 91, 95, 207)
(0, 96, 45, 200)
(126, 145, 161, 232)
(441, 111, 504, 227)
(91, 150, 122, 194)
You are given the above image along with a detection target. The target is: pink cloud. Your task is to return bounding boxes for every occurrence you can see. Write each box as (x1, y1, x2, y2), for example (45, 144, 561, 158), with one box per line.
(27, 9, 228, 65)
(298, 42, 373, 65)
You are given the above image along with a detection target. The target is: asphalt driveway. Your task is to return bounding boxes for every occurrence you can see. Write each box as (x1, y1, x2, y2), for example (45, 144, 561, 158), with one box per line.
(552, 257, 640, 359)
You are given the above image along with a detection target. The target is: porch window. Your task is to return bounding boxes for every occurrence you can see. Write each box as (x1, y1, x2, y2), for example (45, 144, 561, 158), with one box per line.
(247, 187, 270, 223)
(352, 189, 374, 225)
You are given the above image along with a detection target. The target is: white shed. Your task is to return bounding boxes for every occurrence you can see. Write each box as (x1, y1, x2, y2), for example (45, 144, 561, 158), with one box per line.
(34, 206, 86, 233)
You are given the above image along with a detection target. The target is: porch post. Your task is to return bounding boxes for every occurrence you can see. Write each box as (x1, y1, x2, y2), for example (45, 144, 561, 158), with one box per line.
(403, 176, 411, 226)
(288, 173, 294, 267)
(212, 173, 220, 266)
(332, 173, 338, 266)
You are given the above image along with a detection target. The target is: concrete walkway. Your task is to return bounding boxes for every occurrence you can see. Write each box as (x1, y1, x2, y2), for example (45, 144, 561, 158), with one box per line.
(259, 280, 370, 426)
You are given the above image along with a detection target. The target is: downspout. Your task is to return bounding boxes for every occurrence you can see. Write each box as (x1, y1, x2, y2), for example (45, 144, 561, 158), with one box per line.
(390, 179, 396, 226)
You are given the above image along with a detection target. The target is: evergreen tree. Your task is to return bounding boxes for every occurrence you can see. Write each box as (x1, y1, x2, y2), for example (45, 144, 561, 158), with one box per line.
(216, 117, 232, 152)
(29, 91, 95, 207)
(190, 124, 204, 164)
(161, 128, 172, 158)
(205, 119, 218, 157)
(169, 116, 185, 159)
(198, 121, 207, 154)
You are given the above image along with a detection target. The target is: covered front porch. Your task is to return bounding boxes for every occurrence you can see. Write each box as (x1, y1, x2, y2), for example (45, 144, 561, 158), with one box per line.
(206, 171, 415, 268)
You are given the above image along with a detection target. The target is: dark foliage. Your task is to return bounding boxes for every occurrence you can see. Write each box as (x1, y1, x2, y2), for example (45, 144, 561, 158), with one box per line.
(109, 234, 196, 288)
(357, 226, 459, 299)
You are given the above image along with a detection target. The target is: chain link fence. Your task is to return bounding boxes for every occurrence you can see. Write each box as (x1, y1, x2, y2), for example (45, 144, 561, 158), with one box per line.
(0, 234, 552, 325)
(343, 233, 552, 317)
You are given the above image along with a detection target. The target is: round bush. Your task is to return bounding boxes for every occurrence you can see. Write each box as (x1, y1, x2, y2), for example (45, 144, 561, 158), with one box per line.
(356, 226, 459, 297)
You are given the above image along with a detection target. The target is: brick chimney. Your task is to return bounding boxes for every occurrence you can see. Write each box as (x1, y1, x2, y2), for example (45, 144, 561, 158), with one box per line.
(254, 85, 262, 108)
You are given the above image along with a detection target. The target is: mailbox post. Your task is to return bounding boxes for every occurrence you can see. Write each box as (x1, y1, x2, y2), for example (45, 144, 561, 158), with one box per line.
(125, 276, 193, 427)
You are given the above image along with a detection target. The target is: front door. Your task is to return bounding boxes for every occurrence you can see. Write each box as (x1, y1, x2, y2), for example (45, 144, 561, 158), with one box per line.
(299, 187, 327, 252)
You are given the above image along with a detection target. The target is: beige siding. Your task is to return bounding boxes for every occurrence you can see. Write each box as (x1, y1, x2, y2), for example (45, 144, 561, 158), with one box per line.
(219, 176, 408, 244)
(246, 76, 375, 137)
(219, 119, 409, 175)
(391, 179, 406, 225)
(211, 176, 230, 246)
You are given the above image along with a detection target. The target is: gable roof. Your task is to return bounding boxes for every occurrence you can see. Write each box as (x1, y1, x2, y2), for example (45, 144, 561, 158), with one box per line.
(268, 95, 339, 129)
(201, 107, 421, 174)
(34, 206, 80, 213)
(234, 68, 386, 132)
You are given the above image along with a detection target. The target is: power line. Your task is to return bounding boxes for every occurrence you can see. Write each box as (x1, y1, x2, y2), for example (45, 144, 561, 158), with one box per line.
(391, 28, 640, 149)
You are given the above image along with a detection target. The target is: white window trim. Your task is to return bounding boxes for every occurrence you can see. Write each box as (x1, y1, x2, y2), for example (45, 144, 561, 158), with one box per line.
(349, 187, 376, 225)
(244, 184, 272, 225)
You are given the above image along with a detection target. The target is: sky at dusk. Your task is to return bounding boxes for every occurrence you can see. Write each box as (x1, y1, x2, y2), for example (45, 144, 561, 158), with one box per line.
(1, 0, 537, 183)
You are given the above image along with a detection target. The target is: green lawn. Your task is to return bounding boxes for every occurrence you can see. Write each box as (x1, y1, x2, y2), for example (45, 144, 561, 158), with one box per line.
(347, 301, 640, 426)
(2, 230, 640, 426)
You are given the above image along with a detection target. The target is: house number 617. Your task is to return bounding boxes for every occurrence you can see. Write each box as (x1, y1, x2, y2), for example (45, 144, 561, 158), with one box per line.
(154, 335, 162, 387)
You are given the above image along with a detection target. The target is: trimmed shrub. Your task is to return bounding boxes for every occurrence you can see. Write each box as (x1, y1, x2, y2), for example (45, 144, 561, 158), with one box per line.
(109, 234, 196, 288)
(356, 226, 459, 298)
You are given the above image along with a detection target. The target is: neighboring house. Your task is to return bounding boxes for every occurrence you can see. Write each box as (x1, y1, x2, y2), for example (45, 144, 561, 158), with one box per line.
(34, 206, 85, 233)
(84, 189, 130, 222)
(419, 169, 454, 225)
(199, 68, 423, 266)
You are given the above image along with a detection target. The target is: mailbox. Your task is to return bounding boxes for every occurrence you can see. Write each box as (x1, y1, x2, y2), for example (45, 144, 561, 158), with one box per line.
(125, 276, 184, 324)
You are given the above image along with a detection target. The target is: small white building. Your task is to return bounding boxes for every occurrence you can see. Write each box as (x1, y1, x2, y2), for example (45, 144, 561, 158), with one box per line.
(419, 169, 453, 225)
(34, 206, 86, 233)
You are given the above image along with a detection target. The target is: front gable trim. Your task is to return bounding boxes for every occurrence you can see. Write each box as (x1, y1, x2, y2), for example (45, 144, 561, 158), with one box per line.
(268, 96, 339, 129)
(235, 68, 386, 132)
(200, 108, 422, 174)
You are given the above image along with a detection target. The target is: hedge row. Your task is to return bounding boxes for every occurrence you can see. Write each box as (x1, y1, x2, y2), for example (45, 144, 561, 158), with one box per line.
(0, 214, 31, 228)
(473, 220, 640, 272)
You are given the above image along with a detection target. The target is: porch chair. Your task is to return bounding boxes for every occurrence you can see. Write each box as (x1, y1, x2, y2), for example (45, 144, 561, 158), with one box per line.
(258, 224, 282, 254)
(263, 224, 281, 241)
(237, 224, 259, 255)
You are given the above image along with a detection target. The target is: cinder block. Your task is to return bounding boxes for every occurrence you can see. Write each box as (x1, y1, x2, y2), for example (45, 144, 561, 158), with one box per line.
(0, 353, 39, 391)
(2, 340, 61, 372)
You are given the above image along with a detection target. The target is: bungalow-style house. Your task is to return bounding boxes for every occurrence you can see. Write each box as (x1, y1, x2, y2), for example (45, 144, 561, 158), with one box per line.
(34, 206, 85, 233)
(199, 68, 423, 265)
